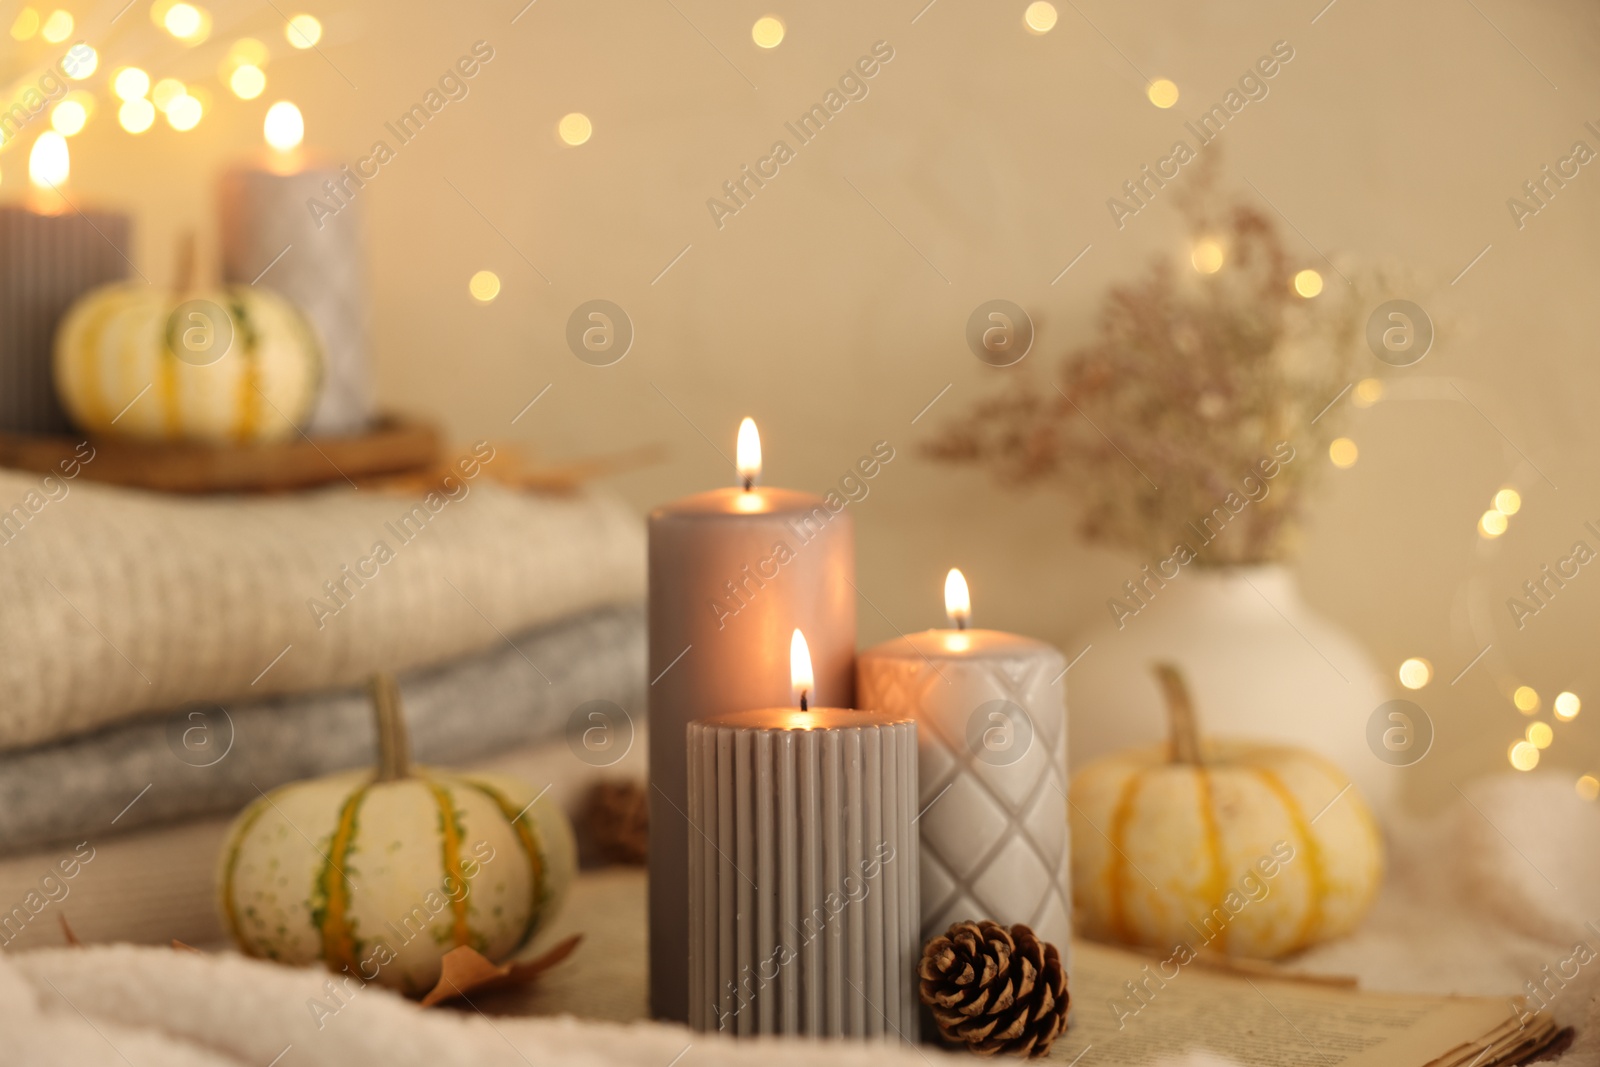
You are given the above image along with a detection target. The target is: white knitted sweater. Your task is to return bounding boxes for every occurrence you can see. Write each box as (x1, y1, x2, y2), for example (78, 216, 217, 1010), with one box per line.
(0, 466, 645, 751)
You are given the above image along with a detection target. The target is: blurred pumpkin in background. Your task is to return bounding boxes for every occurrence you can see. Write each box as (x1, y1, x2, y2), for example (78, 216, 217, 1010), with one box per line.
(53, 237, 321, 444)
(217, 674, 576, 994)
(1070, 663, 1382, 959)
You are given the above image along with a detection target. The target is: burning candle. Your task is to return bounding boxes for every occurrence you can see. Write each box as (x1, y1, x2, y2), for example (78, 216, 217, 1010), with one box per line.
(649, 418, 857, 1022)
(856, 570, 1071, 954)
(0, 132, 133, 434)
(687, 630, 919, 1039)
(217, 101, 373, 435)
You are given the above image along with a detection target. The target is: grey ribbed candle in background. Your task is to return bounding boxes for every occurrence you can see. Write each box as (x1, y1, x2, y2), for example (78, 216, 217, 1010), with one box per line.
(0, 205, 131, 435)
(687, 708, 918, 1040)
(218, 165, 373, 435)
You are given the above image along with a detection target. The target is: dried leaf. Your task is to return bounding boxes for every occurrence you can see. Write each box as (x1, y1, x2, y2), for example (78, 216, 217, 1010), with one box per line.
(419, 934, 583, 1007)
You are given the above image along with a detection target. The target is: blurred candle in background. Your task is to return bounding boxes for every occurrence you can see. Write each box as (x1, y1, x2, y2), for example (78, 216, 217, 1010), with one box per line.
(856, 570, 1071, 954)
(649, 419, 857, 1022)
(217, 101, 374, 435)
(0, 132, 132, 435)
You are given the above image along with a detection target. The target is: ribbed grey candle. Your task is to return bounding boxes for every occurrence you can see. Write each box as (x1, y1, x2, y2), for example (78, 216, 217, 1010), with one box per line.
(687, 708, 918, 1040)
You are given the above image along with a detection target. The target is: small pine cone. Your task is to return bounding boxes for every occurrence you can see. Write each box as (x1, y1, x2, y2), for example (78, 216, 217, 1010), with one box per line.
(582, 779, 648, 866)
(918, 920, 1068, 1058)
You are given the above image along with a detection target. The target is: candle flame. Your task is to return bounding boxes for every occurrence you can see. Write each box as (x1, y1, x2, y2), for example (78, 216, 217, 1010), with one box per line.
(790, 628, 813, 710)
(29, 131, 69, 189)
(736, 417, 761, 489)
(944, 568, 971, 629)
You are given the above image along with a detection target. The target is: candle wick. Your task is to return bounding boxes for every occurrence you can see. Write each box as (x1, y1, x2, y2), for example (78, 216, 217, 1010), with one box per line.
(799, 692, 808, 712)
(954, 617, 969, 632)
(742, 475, 754, 491)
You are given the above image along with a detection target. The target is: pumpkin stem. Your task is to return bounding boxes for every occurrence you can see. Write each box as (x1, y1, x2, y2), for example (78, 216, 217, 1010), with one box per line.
(1153, 662, 1203, 765)
(369, 673, 411, 781)
(172, 231, 198, 295)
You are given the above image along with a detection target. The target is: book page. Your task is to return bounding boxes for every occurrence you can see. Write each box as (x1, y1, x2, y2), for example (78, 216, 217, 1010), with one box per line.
(1053, 941, 1529, 1067)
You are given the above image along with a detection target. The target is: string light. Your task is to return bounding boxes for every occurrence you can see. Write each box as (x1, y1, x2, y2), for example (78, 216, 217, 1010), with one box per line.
(1398, 658, 1431, 690)
(1023, 2, 1058, 34)
(1508, 740, 1539, 771)
(1478, 509, 1507, 539)
(1514, 686, 1540, 713)
(1293, 269, 1323, 297)
(1147, 78, 1179, 108)
(113, 67, 151, 101)
(263, 101, 305, 151)
(558, 112, 592, 145)
(469, 270, 501, 303)
(752, 15, 784, 47)
(1555, 692, 1581, 720)
(1578, 775, 1599, 801)
(1190, 238, 1224, 273)
(39, 9, 71, 42)
(1329, 438, 1358, 468)
(230, 64, 266, 99)
(286, 13, 322, 48)
(1494, 488, 1521, 515)
(118, 98, 156, 133)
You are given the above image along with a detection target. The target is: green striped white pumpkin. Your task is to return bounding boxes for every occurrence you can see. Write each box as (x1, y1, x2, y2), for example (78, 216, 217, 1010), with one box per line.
(217, 676, 576, 995)
(54, 282, 321, 444)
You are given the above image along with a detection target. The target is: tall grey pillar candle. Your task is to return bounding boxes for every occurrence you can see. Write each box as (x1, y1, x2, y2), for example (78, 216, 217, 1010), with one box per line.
(218, 163, 373, 435)
(687, 707, 918, 1039)
(0, 205, 131, 434)
(649, 451, 856, 1022)
(856, 575, 1071, 957)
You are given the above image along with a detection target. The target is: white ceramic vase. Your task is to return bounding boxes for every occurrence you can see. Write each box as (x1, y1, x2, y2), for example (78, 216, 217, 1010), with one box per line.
(1066, 563, 1401, 814)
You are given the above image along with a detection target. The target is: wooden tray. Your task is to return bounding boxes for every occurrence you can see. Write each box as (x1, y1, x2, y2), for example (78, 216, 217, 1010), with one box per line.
(0, 414, 441, 494)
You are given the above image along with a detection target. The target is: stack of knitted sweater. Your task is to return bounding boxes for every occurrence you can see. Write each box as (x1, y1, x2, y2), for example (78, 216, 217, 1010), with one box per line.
(0, 466, 647, 950)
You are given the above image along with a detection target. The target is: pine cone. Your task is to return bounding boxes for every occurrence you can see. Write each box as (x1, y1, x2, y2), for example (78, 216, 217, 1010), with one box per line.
(918, 920, 1068, 1058)
(582, 779, 648, 866)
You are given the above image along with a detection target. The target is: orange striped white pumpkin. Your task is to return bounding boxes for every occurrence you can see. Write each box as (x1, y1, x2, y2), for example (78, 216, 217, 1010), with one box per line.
(217, 676, 576, 994)
(1070, 665, 1382, 959)
(54, 282, 321, 443)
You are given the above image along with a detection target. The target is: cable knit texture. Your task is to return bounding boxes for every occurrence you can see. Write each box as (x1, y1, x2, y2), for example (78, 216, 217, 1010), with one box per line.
(0, 468, 645, 752)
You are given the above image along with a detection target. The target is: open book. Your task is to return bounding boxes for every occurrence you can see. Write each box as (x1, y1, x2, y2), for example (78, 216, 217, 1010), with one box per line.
(1055, 940, 1561, 1066)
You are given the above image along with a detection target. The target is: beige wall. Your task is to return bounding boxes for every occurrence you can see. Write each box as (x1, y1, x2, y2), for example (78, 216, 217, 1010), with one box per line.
(36, 0, 1600, 805)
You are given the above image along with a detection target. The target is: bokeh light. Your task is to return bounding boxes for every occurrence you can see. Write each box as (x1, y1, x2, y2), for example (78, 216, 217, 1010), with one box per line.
(114, 67, 151, 101)
(263, 101, 305, 151)
(1508, 740, 1540, 771)
(1479, 509, 1507, 539)
(118, 98, 156, 134)
(10, 7, 40, 40)
(28, 130, 69, 187)
(1024, 2, 1058, 33)
(1494, 488, 1521, 515)
(1514, 685, 1540, 713)
(152, 79, 187, 112)
(1577, 775, 1599, 801)
(1293, 269, 1324, 297)
(558, 112, 593, 145)
(39, 9, 71, 42)
(1147, 78, 1179, 108)
(469, 270, 501, 303)
(752, 15, 784, 47)
(1555, 691, 1581, 720)
(65, 45, 97, 79)
(230, 64, 266, 99)
(1353, 378, 1384, 407)
(166, 94, 203, 131)
(1190, 238, 1224, 274)
(1329, 438, 1358, 469)
(51, 99, 87, 136)
(1398, 657, 1432, 690)
(1527, 721, 1554, 749)
(286, 13, 322, 48)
